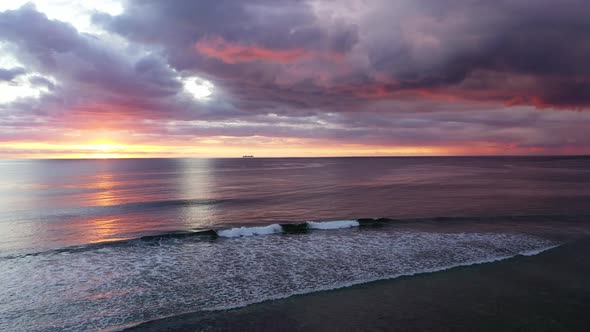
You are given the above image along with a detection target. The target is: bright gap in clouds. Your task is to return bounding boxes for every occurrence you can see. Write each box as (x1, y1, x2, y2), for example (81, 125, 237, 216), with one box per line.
(0, 1, 124, 104)
(0, 0, 124, 33)
(182, 77, 214, 100)
(0, 45, 56, 104)
(0, 74, 55, 104)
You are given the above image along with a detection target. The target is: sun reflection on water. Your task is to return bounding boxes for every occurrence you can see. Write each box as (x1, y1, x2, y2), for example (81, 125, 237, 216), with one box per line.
(82, 217, 122, 244)
(178, 158, 216, 230)
(94, 173, 120, 206)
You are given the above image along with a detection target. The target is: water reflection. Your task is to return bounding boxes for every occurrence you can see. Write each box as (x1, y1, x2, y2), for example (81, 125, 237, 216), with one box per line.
(178, 158, 216, 229)
(73, 159, 220, 244)
(79, 217, 122, 244)
(93, 173, 120, 207)
(2, 157, 590, 256)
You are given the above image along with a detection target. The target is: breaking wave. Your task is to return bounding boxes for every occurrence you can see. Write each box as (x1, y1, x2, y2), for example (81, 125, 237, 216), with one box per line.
(0, 219, 563, 331)
(2, 214, 587, 260)
(218, 219, 360, 237)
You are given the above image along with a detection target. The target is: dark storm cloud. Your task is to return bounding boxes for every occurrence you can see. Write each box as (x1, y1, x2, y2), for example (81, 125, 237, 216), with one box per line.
(95, 0, 590, 110)
(93, 0, 361, 114)
(356, 0, 590, 108)
(98, 0, 357, 54)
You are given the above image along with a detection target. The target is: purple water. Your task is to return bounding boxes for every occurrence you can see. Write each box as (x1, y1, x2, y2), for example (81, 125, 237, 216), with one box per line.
(1, 156, 589, 331)
(1, 156, 589, 255)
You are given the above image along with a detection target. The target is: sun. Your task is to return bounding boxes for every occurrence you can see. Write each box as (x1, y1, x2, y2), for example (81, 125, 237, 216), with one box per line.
(90, 144, 121, 152)
(83, 141, 125, 158)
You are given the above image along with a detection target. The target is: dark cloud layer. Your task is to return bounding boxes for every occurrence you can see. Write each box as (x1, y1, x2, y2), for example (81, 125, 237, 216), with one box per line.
(1, 1, 590, 155)
(97, 0, 590, 110)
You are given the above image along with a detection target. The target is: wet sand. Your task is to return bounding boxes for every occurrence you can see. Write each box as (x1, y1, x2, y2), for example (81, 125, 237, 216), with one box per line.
(127, 238, 590, 332)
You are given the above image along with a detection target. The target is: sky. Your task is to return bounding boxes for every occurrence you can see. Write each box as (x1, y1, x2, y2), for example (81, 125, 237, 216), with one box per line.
(0, 0, 589, 158)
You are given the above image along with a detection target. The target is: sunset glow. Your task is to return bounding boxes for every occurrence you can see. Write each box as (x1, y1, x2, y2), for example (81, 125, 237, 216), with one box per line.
(1, 1, 589, 159)
(3, 3, 590, 331)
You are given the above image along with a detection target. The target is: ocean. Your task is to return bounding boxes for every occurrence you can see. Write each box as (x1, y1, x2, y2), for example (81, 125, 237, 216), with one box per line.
(1, 156, 590, 331)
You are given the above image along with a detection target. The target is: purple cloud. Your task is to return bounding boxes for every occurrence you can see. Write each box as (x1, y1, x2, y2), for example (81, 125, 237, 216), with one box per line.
(0, 1, 589, 155)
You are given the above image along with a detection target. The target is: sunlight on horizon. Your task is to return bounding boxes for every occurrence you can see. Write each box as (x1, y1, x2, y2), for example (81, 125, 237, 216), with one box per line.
(0, 138, 522, 159)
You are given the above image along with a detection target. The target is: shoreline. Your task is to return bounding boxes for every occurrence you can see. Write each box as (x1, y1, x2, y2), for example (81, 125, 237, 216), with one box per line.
(6, 214, 588, 259)
(126, 238, 590, 331)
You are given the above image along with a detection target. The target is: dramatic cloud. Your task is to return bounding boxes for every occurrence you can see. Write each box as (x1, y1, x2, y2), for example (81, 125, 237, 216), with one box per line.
(97, 0, 590, 110)
(0, 0, 589, 157)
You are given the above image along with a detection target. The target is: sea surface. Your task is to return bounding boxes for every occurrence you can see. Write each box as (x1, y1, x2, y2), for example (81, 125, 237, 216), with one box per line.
(1, 156, 590, 331)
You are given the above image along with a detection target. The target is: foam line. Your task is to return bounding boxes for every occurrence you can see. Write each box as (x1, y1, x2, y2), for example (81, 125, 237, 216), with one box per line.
(217, 224, 283, 237)
(217, 220, 360, 238)
(307, 220, 360, 230)
(520, 244, 561, 256)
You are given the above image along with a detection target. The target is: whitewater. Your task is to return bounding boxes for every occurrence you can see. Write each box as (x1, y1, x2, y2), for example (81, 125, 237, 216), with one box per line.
(0, 220, 560, 331)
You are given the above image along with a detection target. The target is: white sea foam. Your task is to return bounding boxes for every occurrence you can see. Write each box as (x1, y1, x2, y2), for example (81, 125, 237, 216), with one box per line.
(203, 243, 562, 314)
(0, 227, 560, 332)
(217, 224, 283, 237)
(216, 220, 360, 237)
(520, 244, 561, 256)
(307, 220, 359, 230)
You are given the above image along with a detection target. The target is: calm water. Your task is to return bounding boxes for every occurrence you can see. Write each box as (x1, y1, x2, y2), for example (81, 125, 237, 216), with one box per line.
(1, 156, 589, 255)
(1, 156, 590, 331)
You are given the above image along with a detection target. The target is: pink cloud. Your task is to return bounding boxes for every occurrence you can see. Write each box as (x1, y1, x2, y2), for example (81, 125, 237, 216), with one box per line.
(195, 36, 344, 64)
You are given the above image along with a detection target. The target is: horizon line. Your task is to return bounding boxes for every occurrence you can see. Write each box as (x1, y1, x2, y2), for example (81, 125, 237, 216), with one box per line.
(1, 154, 589, 161)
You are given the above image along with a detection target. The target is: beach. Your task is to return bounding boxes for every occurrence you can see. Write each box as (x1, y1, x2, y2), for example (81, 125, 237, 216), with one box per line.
(129, 238, 590, 332)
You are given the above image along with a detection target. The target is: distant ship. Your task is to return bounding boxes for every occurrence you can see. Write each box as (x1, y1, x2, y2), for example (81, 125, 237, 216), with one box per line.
(242, 155, 254, 158)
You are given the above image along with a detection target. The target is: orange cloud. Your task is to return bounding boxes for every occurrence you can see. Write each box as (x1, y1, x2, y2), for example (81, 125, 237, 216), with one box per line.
(195, 37, 343, 64)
